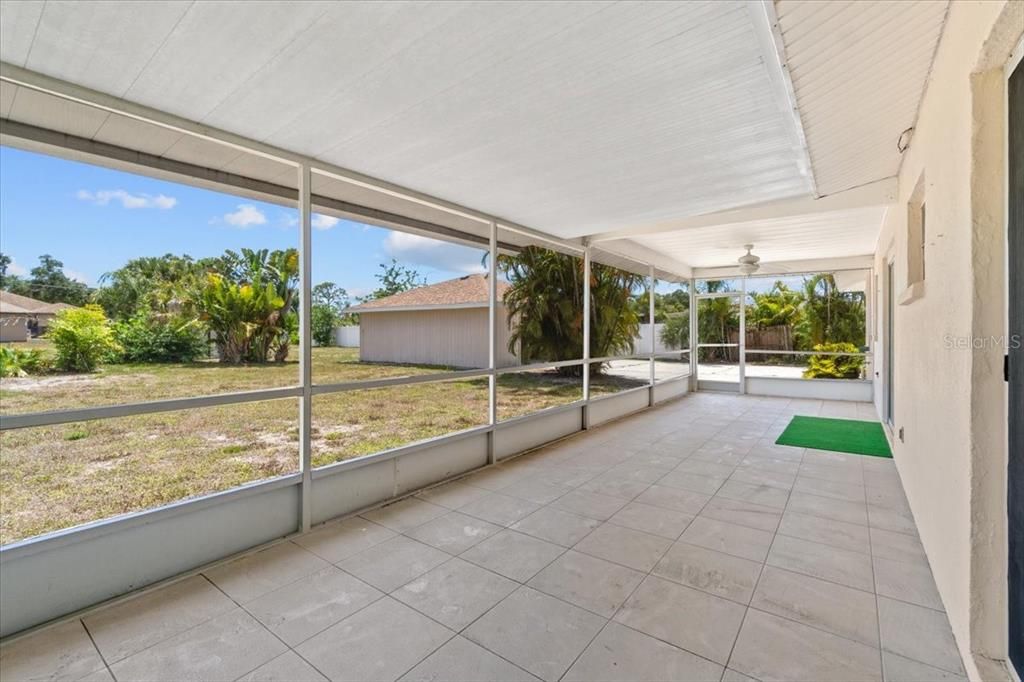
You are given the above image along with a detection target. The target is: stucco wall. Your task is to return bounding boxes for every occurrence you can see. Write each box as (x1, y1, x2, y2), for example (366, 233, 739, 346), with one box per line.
(871, 2, 1020, 678)
(359, 306, 519, 369)
(0, 316, 29, 343)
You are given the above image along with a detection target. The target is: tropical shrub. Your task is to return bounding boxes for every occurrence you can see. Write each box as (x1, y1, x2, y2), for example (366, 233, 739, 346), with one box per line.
(113, 311, 207, 363)
(660, 311, 689, 350)
(803, 342, 864, 379)
(48, 305, 122, 372)
(0, 346, 52, 377)
(312, 304, 337, 347)
(188, 248, 299, 364)
(195, 273, 284, 364)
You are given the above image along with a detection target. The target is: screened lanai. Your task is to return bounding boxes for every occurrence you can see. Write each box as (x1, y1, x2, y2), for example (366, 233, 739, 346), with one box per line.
(1, 1, 1022, 681)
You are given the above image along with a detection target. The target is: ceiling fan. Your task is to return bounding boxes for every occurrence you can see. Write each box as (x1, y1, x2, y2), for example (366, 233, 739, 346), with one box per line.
(737, 244, 760, 275)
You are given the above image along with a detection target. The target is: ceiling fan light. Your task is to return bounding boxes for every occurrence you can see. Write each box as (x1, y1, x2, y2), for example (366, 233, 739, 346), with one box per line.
(739, 262, 759, 275)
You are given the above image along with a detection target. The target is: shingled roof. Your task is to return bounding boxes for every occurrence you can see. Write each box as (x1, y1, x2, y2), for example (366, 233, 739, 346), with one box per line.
(0, 291, 77, 315)
(347, 274, 509, 312)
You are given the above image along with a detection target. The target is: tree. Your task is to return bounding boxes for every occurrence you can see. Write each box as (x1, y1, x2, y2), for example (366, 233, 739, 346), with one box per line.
(0, 253, 11, 287)
(184, 248, 299, 364)
(367, 259, 425, 300)
(5, 254, 92, 305)
(498, 246, 644, 376)
(96, 254, 201, 320)
(697, 295, 739, 362)
(312, 282, 349, 311)
(312, 305, 338, 347)
(748, 281, 803, 330)
(800, 274, 865, 348)
(0, 252, 28, 294)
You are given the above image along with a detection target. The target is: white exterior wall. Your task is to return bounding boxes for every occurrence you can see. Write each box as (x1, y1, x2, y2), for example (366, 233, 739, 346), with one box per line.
(359, 306, 519, 369)
(871, 3, 1020, 678)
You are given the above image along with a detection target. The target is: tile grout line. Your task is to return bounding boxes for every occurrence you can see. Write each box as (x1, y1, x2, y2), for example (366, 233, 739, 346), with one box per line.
(197, 572, 339, 682)
(866, 467, 888, 682)
(717, 417, 798, 678)
(556, 475, 713, 682)
(77, 617, 116, 682)
(9, 396, 923, 681)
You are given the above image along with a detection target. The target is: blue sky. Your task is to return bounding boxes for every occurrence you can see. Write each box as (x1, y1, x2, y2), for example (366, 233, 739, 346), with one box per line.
(0, 146, 486, 299)
(1, 146, 815, 300)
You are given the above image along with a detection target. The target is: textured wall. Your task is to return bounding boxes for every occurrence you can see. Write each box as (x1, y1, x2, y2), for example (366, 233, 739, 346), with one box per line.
(871, 2, 1020, 677)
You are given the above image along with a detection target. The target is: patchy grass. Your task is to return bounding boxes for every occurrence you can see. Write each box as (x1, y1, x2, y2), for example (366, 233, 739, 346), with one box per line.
(0, 346, 646, 543)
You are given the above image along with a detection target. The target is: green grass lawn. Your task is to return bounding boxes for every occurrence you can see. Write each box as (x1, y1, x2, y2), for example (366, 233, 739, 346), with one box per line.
(0, 346, 644, 544)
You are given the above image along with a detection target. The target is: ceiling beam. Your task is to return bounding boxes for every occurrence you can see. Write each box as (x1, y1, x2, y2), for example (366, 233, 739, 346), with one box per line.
(588, 177, 897, 243)
(591, 241, 693, 281)
(746, 0, 817, 197)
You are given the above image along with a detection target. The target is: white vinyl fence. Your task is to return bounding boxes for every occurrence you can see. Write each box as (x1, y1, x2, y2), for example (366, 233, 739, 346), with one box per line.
(634, 323, 674, 354)
(334, 325, 361, 347)
(336, 323, 675, 354)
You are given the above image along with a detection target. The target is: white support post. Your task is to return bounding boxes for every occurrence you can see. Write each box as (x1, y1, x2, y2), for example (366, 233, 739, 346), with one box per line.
(738, 277, 747, 395)
(866, 266, 874, 378)
(582, 246, 592, 429)
(689, 278, 698, 390)
(298, 163, 313, 532)
(487, 220, 498, 464)
(649, 265, 656, 406)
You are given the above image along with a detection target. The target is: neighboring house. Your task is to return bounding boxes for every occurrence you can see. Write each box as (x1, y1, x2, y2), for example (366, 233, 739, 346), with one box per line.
(345, 274, 519, 369)
(0, 291, 77, 342)
(0, 301, 31, 342)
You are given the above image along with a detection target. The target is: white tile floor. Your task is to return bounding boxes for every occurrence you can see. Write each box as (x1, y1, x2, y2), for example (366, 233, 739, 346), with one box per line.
(0, 393, 966, 682)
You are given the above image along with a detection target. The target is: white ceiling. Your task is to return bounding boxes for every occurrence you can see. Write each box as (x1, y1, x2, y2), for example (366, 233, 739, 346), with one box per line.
(0, 0, 814, 239)
(624, 206, 888, 268)
(776, 0, 949, 196)
(0, 0, 949, 272)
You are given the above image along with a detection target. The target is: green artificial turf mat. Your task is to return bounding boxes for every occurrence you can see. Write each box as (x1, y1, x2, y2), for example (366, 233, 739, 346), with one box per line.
(776, 415, 892, 458)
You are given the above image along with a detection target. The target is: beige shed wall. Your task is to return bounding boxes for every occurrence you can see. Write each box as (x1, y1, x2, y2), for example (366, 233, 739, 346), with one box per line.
(871, 2, 1021, 679)
(358, 306, 519, 369)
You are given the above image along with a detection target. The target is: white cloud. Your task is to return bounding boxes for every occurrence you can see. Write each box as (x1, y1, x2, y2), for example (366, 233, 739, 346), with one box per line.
(222, 204, 267, 228)
(276, 213, 340, 230)
(383, 232, 486, 275)
(63, 268, 92, 285)
(76, 189, 177, 210)
(312, 214, 340, 230)
(6, 259, 28, 277)
(347, 286, 372, 299)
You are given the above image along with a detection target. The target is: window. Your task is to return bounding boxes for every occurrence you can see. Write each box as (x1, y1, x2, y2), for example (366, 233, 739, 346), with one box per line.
(907, 173, 926, 286)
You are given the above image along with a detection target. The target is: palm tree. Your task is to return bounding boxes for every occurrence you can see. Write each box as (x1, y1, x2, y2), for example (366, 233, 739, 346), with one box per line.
(497, 247, 644, 376)
(801, 274, 865, 347)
